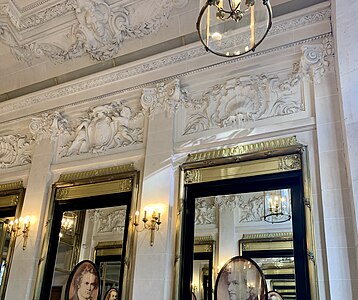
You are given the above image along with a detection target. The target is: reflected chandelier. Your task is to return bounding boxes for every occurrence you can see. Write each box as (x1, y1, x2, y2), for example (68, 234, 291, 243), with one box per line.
(196, 0, 272, 57)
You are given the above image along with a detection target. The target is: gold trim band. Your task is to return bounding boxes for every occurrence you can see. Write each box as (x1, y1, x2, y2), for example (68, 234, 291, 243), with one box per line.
(184, 154, 301, 184)
(58, 164, 135, 182)
(186, 136, 299, 163)
(55, 178, 133, 200)
(0, 181, 23, 192)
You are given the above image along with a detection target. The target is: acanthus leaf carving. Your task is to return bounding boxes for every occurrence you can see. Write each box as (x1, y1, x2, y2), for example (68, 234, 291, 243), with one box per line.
(59, 101, 144, 157)
(300, 37, 333, 83)
(0, 134, 33, 168)
(30, 111, 70, 142)
(141, 79, 190, 117)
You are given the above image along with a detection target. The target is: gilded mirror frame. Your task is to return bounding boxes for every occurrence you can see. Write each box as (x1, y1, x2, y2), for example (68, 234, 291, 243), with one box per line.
(33, 165, 139, 300)
(0, 181, 25, 300)
(174, 136, 318, 300)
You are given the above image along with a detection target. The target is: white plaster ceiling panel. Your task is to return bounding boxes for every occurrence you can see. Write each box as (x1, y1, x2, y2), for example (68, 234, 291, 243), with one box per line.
(0, 0, 190, 94)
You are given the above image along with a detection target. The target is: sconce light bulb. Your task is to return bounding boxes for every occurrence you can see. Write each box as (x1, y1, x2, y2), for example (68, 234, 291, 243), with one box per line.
(135, 211, 139, 216)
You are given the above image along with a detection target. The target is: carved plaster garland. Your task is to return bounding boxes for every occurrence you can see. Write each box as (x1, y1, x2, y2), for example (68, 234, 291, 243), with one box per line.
(0, 0, 189, 63)
(0, 134, 32, 168)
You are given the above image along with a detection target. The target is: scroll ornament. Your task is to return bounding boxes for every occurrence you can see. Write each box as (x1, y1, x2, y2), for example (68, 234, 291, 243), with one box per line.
(0, 134, 32, 168)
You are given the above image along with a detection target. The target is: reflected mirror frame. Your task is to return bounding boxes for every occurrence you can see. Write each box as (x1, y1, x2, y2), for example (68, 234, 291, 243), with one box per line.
(33, 170, 139, 300)
(174, 142, 319, 300)
(0, 182, 25, 300)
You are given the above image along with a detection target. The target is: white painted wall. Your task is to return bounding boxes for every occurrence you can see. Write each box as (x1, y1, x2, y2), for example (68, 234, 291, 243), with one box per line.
(0, 2, 356, 300)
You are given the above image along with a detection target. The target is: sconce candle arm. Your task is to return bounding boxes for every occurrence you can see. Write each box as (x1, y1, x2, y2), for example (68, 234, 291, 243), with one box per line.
(133, 209, 162, 246)
(7, 217, 31, 250)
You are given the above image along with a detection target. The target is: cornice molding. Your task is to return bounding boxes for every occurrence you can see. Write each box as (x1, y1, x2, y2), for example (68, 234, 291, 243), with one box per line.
(0, 6, 332, 119)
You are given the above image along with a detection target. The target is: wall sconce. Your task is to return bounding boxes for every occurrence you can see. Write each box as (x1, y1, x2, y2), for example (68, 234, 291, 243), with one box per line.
(8, 216, 31, 250)
(133, 208, 162, 246)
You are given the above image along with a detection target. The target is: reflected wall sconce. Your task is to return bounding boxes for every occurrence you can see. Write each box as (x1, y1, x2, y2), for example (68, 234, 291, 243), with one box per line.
(8, 216, 31, 250)
(133, 208, 162, 247)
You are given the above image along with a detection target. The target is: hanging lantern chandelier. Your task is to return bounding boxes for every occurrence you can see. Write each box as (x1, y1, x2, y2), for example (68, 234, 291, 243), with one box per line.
(196, 0, 272, 57)
(263, 189, 291, 224)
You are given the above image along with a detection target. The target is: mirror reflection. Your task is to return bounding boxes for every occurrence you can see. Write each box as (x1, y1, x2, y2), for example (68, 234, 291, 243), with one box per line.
(193, 189, 294, 300)
(0, 217, 14, 286)
(51, 205, 127, 300)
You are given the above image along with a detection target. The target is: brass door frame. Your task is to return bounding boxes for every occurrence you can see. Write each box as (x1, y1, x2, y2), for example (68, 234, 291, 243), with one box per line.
(0, 181, 25, 300)
(174, 136, 318, 300)
(33, 164, 139, 300)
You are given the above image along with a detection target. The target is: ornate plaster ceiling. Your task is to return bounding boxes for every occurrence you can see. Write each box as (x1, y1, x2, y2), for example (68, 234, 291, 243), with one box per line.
(0, 0, 327, 100)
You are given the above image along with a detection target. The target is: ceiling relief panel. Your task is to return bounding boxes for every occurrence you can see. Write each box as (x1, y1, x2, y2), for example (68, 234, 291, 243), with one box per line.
(56, 101, 144, 158)
(0, 0, 188, 63)
(179, 37, 333, 138)
(0, 134, 33, 168)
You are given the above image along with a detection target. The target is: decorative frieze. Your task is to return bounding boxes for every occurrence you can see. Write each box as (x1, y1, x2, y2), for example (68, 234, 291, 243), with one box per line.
(195, 193, 271, 226)
(90, 208, 127, 233)
(59, 101, 144, 157)
(183, 70, 304, 135)
(0, 134, 32, 168)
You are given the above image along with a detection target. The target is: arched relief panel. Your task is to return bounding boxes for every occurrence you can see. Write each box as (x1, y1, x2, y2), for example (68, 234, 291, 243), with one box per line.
(0, 181, 25, 300)
(175, 136, 318, 300)
(34, 164, 139, 300)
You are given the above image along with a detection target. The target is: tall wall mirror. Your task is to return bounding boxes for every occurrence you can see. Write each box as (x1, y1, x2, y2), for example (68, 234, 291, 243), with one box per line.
(34, 167, 138, 300)
(176, 144, 317, 300)
(0, 181, 25, 300)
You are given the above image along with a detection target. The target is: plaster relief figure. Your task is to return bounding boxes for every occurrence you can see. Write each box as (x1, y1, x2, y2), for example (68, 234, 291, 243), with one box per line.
(61, 102, 143, 157)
